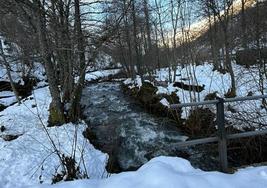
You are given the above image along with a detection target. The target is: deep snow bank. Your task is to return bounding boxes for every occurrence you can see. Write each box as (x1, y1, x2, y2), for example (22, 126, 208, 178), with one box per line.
(30, 156, 267, 188)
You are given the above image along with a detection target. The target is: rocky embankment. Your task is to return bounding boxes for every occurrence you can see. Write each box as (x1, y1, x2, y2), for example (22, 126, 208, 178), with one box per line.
(122, 81, 182, 123)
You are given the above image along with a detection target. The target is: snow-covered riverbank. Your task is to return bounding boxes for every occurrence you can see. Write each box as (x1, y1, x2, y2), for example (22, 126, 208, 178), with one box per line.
(0, 86, 108, 188)
(123, 63, 267, 130)
(0, 63, 266, 187)
(31, 156, 267, 188)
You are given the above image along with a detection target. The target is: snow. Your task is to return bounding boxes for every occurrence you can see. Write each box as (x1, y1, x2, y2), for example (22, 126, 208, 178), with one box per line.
(0, 91, 17, 106)
(0, 95, 17, 106)
(0, 37, 23, 83)
(85, 69, 121, 82)
(1, 34, 267, 187)
(123, 63, 232, 103)
(154, 63, 232, 101)
(31, 63, 47, 83)
(29, 156, 267, 188)
(123, 63, 267, 128)
(0, 91, 14, 97)
(123, 75, 142, 89)
(156, 86, 170, 95)
(160, 98, 170, 108)
(0, 65, 22, 83)
(0, 87, 108, 188)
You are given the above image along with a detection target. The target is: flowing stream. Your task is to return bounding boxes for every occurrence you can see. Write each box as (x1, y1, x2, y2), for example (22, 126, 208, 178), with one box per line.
(81, 82, 217, 171)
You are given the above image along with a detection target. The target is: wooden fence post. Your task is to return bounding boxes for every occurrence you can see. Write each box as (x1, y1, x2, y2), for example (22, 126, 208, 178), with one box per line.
(216, 97, 228, 173)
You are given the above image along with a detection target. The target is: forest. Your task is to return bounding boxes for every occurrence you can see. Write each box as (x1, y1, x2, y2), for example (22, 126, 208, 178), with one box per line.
(0, 0, 267, 187)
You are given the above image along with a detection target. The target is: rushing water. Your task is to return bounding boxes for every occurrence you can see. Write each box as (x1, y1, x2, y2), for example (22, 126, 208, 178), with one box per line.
(81, 82, 217, 171)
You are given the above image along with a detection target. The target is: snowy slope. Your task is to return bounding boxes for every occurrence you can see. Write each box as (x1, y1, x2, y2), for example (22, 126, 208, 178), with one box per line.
(124, 63, 267, 103)
(0, 87, 108, 188)
(124, 63, 267, 129)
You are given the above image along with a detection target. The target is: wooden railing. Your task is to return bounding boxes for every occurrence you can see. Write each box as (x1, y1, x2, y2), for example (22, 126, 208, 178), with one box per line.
(170, 94, 267, 173)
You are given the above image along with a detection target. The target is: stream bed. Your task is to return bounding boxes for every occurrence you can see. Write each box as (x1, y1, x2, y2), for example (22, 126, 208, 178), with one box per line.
(81, 82, 218, 172)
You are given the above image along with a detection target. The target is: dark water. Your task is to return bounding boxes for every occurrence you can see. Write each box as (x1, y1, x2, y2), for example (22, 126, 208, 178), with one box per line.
(81, 82, 218, 171)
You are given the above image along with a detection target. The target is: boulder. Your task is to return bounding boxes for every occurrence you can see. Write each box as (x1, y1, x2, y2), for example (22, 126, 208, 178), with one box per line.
(137, 82, 158, 105)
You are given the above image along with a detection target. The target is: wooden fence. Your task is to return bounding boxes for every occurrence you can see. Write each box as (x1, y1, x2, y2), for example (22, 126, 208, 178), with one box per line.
(170, 94, 267, 173)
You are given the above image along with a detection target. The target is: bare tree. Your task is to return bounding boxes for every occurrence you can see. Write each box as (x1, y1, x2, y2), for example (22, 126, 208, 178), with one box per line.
(0, 0, 123, 125)
(0, 39, 20, 103)
(206, 0, 236, 97)
(154, 0, 172, 82)
(241, 0, 248, 49)
(131, 0, 144, 82)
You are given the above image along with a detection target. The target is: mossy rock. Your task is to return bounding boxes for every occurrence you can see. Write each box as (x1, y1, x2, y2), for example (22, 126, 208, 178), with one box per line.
(139, 82, 157, 94)
(121, 84, 130, 93)
(159, 92, 182, 122)
(121, 83, 139, 97)
(162, 92, 180, 105)
(204, 92, 218, 101)
(122, 81, 182, 124)
(130, 87, 139, 97)
(150, 101, 168, 116)
(141, 81, 157, 91)
(137, 82, 158, 104)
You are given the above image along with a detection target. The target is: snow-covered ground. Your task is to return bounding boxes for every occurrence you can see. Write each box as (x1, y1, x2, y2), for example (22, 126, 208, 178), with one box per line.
(85, 69, 121, 82)
(0, 66, 22, 83)
(123, 63, 267, 129)
(152, 63, 266, 102)
(0, 60, 47, 106)
(0, 61, 121, 107)
(0, 87, 108, 188)
(0, 60, 123, 187)
(1, 48, 266, 187)
(0, 94, 17, 106)
(30, 156, 267, 188)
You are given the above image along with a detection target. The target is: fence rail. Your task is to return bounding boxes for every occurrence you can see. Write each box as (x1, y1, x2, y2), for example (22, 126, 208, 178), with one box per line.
(171, 94, 267, 108)
(170, 95, 267, 173)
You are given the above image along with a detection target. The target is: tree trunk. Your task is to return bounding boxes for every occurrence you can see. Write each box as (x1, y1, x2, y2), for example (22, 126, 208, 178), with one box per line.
(123, 0, 135, 78)
(208, 9, 219, 69)
(68, 0, 86, 122)
(34, 1, 65, 126)
(224, 27, 236, 97)
(58, 0, 73, 103)
(131, 0, 143, 82)
(143, 0, 152, 51)
(154, 23, 161, 70)
(241, 0, 248, 49)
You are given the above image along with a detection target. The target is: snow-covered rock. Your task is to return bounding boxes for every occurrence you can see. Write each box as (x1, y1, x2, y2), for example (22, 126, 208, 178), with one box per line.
(85, 69, 121, 82)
